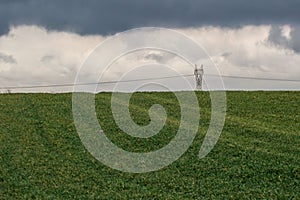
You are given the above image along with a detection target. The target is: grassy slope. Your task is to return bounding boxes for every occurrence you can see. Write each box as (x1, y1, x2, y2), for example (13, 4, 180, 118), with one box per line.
(0, 92, 299, 199)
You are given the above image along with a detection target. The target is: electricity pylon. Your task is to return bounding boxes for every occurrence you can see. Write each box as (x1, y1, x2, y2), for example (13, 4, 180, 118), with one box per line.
(194, 64, 204, 90)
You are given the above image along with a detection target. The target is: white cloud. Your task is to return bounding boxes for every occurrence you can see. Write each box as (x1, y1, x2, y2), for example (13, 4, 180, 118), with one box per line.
(0, 25, 104, 92)
(0, 25, 299, 92)
(179, 26, 300, 89)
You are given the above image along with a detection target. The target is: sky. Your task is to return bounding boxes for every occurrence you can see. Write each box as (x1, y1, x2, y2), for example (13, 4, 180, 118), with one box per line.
(0, 0, 300, 92)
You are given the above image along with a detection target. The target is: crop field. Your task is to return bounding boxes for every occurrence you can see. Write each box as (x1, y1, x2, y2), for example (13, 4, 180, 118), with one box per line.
(0, 91, 299, 199)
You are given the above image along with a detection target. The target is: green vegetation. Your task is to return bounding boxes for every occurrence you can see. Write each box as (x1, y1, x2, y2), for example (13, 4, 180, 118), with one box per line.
(0, 92, 299, 199)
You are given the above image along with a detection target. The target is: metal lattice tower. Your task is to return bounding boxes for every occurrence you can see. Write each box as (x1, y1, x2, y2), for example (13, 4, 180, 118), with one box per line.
(194, 64, 204, 90)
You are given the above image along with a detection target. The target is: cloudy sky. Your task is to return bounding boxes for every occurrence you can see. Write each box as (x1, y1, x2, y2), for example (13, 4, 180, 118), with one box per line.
(0, 0, 300, 92)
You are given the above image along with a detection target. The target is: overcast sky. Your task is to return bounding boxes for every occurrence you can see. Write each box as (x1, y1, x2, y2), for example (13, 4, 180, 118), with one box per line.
(0, 0, 300, 92)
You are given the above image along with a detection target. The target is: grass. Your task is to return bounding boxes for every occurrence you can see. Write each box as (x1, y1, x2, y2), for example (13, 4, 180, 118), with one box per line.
(0, 91, 299, 199)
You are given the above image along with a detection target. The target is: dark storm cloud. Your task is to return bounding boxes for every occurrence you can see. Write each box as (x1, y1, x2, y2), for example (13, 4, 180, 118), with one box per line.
(290, 27, 300, 53)
(268, 26, 289, 47)
(268, 25, 300, 53)
(1, 0, 300, 35)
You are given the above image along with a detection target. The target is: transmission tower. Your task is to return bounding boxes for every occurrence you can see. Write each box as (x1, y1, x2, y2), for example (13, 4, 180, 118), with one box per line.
(194, 64, 204, 90)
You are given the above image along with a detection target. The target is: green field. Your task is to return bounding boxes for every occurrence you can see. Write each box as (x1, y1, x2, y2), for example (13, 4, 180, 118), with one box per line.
(0, 92, 299, 199)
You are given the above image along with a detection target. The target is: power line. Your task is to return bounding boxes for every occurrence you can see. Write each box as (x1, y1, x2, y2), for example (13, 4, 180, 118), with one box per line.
(0, 73, 299, 90)
(0, 74, 194, 90)
(205, 74, 300, 82)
